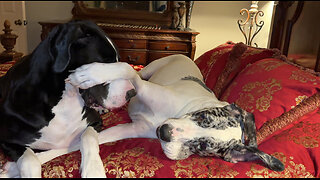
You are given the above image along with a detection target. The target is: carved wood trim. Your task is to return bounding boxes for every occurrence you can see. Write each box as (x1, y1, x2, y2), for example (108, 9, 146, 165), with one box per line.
(71, 1, 174, 28)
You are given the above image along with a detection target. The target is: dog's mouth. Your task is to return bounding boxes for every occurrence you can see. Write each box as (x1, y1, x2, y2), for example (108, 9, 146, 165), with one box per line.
(79, 88, 107, 111)
(84, 94, 106, 110)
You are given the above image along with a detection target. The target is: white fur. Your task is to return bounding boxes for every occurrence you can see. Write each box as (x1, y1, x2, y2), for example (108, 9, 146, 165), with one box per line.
(28, 83, 88, 150)
(162, 118, 242, 143)
(2, 54, 231, 178)
(1, 83, 105, 178)
(66, 54, 231, 158)
(103, 79, 134, 109)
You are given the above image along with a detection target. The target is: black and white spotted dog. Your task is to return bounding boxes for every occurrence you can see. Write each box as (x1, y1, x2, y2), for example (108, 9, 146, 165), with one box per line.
(66, 54, 285, 173)
(0, 20, 135, 178)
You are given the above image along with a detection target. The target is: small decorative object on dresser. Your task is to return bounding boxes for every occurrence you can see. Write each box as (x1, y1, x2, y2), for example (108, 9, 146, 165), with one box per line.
(0, 20, 23, 63)
(176, 2, 186, 30)
(185, 1, 194, 31)
(39, 1, 199, 66)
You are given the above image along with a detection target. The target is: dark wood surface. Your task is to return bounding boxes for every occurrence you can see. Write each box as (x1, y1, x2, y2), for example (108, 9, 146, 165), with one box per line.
(39, 21, 199, 66)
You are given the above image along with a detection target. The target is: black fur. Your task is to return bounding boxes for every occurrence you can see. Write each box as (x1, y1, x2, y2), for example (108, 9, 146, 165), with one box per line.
(0, 20, 118, 161)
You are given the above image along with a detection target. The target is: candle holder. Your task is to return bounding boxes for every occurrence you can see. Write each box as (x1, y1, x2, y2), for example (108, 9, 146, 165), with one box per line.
(237, 1, 264, 47)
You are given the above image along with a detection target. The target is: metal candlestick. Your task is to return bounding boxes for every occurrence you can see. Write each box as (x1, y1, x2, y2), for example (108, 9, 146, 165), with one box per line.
(237, 1, 264, 47)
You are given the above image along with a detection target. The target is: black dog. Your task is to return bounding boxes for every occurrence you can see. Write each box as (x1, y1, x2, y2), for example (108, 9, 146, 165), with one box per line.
(0, 20, 132, 177)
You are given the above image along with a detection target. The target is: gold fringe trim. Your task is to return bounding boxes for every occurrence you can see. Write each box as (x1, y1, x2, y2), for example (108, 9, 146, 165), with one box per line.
(257, 92, 320, 144)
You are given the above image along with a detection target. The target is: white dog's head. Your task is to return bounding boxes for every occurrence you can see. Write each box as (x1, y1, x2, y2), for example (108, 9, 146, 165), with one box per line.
(156, 103, 284, 172)
(80, 79, 136, 110)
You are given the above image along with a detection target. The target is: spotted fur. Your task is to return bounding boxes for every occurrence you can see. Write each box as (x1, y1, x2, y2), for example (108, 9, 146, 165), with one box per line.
(184, 137, 241, 157)
(187, 104, 242, 130)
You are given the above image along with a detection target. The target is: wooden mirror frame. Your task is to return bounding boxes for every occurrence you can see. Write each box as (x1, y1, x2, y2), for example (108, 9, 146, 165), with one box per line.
(71, 1, 174, 28)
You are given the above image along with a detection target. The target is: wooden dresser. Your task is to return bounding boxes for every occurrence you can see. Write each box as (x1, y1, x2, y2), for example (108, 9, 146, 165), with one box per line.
(39, 21, 199, 66)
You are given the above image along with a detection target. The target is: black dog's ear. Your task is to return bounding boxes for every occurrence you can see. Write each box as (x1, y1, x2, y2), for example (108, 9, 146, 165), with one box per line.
(48, 23, 84, 73)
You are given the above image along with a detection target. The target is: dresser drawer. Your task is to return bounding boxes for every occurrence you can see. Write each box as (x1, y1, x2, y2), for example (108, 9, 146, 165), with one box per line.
(113, 39, 147, 49)
(119, 50, 147, 65)
(148, 52, 188, 62)
(149, 41, 188, 51)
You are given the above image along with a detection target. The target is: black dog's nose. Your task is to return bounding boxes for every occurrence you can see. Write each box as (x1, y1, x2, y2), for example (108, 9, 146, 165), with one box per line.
(156, 124, 173, 142)
(125, 89, 137, 101)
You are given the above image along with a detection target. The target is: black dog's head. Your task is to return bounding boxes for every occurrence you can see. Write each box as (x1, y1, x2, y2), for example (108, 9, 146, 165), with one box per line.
(46, 20, 124, 111)
(46, 20, 119, 73)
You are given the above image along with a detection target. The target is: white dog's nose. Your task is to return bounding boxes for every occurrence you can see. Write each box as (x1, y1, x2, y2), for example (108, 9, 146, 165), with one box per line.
(156, 124, 173, 142)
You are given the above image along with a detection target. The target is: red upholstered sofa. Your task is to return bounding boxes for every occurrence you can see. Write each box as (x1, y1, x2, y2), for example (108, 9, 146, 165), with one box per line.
(0, 42, 319, 178)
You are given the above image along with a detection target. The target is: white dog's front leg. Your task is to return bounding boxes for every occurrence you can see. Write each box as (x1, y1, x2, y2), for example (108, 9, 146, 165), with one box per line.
(0, 161, 19, 178)
(98, 119, 157, 145)
(17, 148, 41, 178)
(80, 126, 106, 178)
(66, 62, 138, 89)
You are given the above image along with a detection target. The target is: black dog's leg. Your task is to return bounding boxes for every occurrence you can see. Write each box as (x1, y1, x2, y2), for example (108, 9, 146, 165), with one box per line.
(82, 107, 103, 132)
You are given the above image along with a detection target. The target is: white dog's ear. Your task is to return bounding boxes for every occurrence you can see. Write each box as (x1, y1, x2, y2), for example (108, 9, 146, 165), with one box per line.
(224, 103, 257, 147)
(225, 144, 285, 172)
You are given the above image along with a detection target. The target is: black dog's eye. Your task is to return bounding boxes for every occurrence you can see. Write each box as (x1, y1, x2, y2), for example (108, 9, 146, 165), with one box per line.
(85, 33, 91, 37)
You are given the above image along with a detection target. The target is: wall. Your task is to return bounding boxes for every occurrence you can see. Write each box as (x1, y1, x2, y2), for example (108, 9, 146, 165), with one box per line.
(190, 1, 275, 59)
(25, 1, 274, 59)
(25, 1, 73, 53)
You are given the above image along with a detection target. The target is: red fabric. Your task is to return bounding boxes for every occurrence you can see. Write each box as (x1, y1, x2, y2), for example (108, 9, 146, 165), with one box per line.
(36, 105, 320, 178)
(0, 51, 319, 178)
(194, 41, 235, 92)
(195, 42, 282, 98)
(221, 58, 320, 130)
(0, 60, 17, 77)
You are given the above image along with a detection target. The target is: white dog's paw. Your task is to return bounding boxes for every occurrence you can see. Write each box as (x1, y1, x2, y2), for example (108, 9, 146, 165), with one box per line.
(66, 62, 109, 89)
(0, 161, 20, 178)
(80, 156, 106, 178)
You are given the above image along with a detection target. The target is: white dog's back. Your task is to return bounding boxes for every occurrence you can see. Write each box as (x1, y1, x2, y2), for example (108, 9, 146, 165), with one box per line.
(142, 54, 204, 86)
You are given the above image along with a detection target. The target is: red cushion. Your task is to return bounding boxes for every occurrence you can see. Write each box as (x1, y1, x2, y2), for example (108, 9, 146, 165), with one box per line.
(195, 42, 283, 98)
(220, 58, 320, 131)
(194, 41, 236, 96)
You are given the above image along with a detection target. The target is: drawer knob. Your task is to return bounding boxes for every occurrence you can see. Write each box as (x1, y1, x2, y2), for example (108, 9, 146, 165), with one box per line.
(165, 46, 170, 50)
(127, 55, 140, 62)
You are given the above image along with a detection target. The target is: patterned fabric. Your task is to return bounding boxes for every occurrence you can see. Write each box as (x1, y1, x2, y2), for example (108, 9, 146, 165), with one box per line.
(0, 49, 319, 178)
(195, 41, 283, 98)
(0, 60, 17, 77)
(221, 58, 320, 130)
